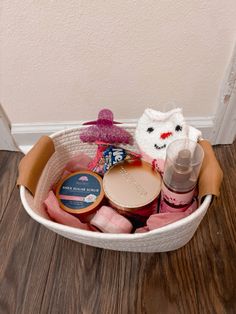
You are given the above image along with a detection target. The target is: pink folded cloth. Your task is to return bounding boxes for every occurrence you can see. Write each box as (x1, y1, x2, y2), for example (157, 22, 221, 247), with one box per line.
(64, 153, 92, 172)
(44, 191, 90, 230)
(52, 153, 92, 192)
(147, 212, 189, 230)
(135, 226, 150, 233)
(135, 199, 197, 232)
(146, 200, 196, 230)
(90, 206, 133, 233)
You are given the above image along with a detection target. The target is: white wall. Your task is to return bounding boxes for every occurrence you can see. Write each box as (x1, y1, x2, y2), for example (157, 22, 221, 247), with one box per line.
(1, 1, 236, 123)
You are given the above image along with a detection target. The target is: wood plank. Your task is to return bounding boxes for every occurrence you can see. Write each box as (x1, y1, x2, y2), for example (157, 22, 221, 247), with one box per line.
(39, 226, 236, 314)
(0, 151, 23, 220)
(0, 187, 57, 314)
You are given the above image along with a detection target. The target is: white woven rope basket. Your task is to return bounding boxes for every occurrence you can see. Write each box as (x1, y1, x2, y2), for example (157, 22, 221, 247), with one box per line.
(20, 124, 212, 253)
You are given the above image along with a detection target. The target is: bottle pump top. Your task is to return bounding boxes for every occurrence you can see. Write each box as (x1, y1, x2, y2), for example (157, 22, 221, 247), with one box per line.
(175, 149, 191, 172)
(163, 140, 204, 193)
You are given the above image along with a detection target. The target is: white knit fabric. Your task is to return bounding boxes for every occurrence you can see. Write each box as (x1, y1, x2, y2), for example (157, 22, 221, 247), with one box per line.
(135, 108, 202, 172)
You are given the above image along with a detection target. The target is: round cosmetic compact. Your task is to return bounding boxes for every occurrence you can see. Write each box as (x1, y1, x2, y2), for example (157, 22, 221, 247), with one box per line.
(103, 160, 162, 227)
(56, 171, 104, 222)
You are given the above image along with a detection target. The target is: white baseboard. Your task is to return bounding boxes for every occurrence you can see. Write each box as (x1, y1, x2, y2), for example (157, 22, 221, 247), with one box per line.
(0, 104, 19, 151)
(11, 117, 215, 154)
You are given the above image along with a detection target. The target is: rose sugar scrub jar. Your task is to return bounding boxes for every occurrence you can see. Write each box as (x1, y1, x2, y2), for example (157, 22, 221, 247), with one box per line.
(56, 171, 104, 222)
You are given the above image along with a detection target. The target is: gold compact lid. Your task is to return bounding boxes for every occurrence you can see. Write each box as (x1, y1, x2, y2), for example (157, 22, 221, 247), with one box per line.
(103, 160, 162, 209)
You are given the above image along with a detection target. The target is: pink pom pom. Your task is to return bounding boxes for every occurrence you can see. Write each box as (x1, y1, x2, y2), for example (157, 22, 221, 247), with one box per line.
(80, 109, 133, 145)
(90, 206, 133, 233)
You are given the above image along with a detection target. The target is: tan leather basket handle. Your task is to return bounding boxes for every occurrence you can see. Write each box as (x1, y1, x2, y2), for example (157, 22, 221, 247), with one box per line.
(198, 140, 223, 203)
(17, 136, 55, 196)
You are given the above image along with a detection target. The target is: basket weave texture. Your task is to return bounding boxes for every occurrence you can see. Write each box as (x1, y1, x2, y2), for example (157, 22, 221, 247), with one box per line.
(20, 124, 212, 253)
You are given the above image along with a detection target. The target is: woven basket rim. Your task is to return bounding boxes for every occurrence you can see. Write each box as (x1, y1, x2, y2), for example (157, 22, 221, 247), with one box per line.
(20, 186, 212, 239)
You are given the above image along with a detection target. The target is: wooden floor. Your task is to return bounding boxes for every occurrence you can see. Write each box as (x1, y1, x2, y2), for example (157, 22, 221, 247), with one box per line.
(0, 143, 236, 314)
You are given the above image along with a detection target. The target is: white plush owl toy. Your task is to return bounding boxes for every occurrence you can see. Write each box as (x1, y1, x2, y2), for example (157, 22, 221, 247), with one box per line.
(135, 108, 202, 173)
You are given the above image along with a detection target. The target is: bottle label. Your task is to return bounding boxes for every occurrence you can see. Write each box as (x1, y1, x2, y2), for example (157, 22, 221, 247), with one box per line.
(159, 183, 195, 213)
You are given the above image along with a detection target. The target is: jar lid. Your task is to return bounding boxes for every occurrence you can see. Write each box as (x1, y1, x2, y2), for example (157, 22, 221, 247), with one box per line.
(103, 160, 161, 209)
(56, 171, 104, 215)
